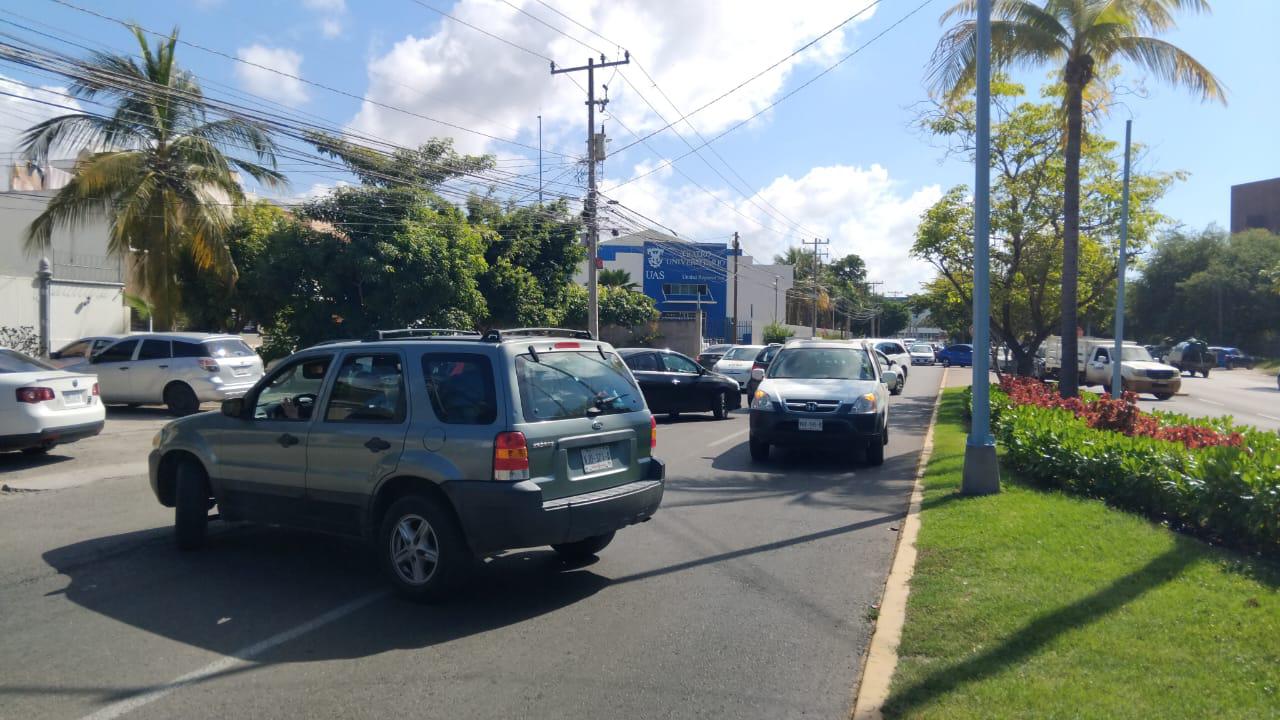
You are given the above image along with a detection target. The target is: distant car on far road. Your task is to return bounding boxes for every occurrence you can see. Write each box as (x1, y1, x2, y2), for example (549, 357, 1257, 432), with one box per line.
(1166, 339, 1215, 378)
(937, 344, 974, 367)
(1208, 346, 1255, 370)
(909, 343, 936, 365)
(696, 344, 732, 370)
(70, 333, 263, 415)
(0, 348, 104, 454)
(47, 335, 122, 368)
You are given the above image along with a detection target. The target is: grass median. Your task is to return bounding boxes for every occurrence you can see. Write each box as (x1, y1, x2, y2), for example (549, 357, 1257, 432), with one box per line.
(882, 387, 1280, 719)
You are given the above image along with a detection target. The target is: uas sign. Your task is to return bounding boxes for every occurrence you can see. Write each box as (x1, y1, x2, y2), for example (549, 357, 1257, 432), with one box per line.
(642, 240, 729, 339)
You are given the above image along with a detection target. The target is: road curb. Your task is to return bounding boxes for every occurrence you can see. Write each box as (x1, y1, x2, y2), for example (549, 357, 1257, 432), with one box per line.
(849, 367, 946, 720)
(1, 461, 148, 493)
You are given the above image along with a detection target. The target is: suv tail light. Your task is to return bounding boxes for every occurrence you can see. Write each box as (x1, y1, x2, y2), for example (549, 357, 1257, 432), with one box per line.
(650, 415, 657, 448)
(493, 431, 529, 481)
(92, 382, 100, 396)
(752, 361, 765, 371)
(16, 387, 55, 403)
(198, 358, 220, 372)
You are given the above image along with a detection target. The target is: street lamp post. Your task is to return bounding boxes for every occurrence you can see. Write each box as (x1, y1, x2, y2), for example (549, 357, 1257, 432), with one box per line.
(962, 0, 1000, 494)
(1111, 120, 1133, 399)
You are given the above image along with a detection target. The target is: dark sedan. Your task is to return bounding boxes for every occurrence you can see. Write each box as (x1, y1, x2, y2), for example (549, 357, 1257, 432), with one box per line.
(696, 343, 733, 370)
(619, 348, 742, 420)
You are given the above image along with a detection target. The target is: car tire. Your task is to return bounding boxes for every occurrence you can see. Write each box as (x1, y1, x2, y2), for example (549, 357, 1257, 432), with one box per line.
(942, 359, 951, 367)
(749, 437, 770, 462)
(379, 494, 470, 603)
(174, 459, 210, 551)
(1154, 392, 1173, 401)
(712, 391, 729, 420)
(164, 383, 200, 417)
(890, 379, 903, 396)
(865, 429, 886, 466)
(552, 531, 615, 561)
(1201, 368, 1210, 378)
(668, 411, 680, 422)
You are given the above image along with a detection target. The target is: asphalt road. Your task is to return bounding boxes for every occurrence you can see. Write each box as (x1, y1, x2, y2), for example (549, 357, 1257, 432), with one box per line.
(1131, 367, 1280, 432)
(0, 367, 944, 720)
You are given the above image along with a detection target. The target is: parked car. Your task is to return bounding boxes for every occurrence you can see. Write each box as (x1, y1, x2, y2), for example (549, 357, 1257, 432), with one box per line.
(620, 348, 741, 420)
(875, 350, 905, 396)
(909, 343, 936, 365)
(711, 344, 765, 390)
(696, 343, 733, 370)
(0, 347, 104, 454)
(1081, 344, 1181, 400)
(867, 339, 910, 380)
(1166, 339, 1215, 378)
(744, 343, 784, 398)
(70, 333, 264, 415)
(47, 335, 123, 368)
(748, 339, 895, 465)
(1208, 346, 1255, 370)
(149, 328, 665, 601)
(937, 344, 974, 367)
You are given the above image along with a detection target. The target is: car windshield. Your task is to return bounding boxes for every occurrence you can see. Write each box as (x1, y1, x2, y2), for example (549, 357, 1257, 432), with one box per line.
(516, 350, 645, 421)
(0, 348, 54, 373)
(911, 344, 933, 353)
(1119, 346, 1154, 362)
(722, 346, 763, 360)
(769, 347, 875, 381)
(203, 339, 255, 358)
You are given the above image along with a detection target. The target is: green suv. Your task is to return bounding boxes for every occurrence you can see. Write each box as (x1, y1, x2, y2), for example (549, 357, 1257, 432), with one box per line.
(148, 329, 665, 601)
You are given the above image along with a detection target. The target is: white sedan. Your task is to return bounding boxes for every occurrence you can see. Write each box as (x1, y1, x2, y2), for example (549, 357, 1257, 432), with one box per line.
(712, 344, 765, 391)
(0, 348, 105, 455)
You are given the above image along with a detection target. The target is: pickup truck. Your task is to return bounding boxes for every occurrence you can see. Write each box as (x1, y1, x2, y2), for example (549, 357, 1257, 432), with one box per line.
(1037, 336, 1181, 400)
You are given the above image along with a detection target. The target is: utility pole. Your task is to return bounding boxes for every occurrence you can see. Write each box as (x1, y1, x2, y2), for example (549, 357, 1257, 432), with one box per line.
(963, 0, 1000, 495)
(537, 114, 543, 205)
(731, 232, 740, 344)
(773, 276, 779, 324)
(552, 52, 630, 340)
(1111, 120, 1132, 399)
(802, 237, 829, 336)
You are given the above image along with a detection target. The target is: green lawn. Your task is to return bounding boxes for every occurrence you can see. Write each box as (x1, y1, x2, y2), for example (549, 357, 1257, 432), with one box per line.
(883, 388, 1280, 719)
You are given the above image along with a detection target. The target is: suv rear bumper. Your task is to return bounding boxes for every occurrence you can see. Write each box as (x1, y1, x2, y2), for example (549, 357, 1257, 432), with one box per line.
(443, 458, 665, 555)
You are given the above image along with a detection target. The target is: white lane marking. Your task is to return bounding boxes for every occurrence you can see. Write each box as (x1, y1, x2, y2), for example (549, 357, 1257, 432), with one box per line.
(1260, 414, 1280, 422)
(707, 428, 750, 448)
(1199, 398, 1225, 407)
(80, 591, 387, 720)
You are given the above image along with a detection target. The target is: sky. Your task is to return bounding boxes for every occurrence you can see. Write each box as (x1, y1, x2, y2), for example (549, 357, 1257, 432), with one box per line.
(1, 0, 1275, 300)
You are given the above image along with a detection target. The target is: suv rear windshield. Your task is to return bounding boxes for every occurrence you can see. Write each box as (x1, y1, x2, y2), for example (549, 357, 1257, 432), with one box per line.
(0, 349, 53, 373)
(722, 346, 762, 360)
(756, 345, 781, 363)
(770, 347, 876, 381)
(516, 350, 644, 422)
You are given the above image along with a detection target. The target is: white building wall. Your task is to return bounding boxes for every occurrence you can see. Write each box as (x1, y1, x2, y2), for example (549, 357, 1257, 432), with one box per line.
(1, 167, 128, 349)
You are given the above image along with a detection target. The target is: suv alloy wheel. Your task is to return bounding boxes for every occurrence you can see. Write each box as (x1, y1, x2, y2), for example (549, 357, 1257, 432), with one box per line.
(379, 495, 470, 602)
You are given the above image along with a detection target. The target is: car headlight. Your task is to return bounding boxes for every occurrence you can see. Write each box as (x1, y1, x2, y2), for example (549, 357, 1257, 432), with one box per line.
(852, 392, 878, 413)
(751, 390, 779, 410)
(152, 430, 163, 448)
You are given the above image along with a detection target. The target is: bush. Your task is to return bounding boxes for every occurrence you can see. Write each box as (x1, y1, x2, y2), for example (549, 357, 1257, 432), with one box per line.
(986, 378, 1280, 555)
(762, 322, 793, 344)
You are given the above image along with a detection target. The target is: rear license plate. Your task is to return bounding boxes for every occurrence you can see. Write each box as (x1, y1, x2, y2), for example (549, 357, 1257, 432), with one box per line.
(582, 446, 613, 473)
(62, 390, 86, 406)
(798, 418, 823, 432)
(231, 365, 250, 377)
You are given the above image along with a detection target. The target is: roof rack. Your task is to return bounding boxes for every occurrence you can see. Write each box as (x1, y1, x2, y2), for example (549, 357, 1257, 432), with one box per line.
(374, 328, 482, 340)
(481, 328, 595, 343)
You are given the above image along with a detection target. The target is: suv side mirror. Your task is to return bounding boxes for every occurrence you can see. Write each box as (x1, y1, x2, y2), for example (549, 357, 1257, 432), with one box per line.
(750, 367, 765, 381)
(221, 398, 245, 418)
(882, 369, 899, 387)
(48, 350, 62, 360)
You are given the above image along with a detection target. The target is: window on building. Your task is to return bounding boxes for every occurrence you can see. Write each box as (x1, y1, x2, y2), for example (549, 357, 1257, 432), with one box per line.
(1245, 213, 1269, 230)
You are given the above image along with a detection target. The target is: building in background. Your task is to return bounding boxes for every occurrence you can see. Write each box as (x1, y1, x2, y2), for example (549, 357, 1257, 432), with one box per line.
(581, 231, 795, 345)
(1, 163, 128, 353)
(1230, 177, 1280, 234)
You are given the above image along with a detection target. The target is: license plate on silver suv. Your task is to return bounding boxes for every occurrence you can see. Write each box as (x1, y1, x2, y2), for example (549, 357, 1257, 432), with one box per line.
(582, 445, 613, 473)
(798, 418, 823, 431)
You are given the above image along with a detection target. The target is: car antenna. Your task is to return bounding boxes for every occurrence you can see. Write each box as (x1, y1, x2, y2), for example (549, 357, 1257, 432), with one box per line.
(597, 344, 607, 360)
(528, 345, 540, 363)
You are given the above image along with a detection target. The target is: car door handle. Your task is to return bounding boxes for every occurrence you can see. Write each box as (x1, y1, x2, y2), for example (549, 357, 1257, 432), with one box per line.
(158, 364, 168, 369)
(364, 437, 392, 452)
(277, 433, 300, 448)
(119, 366, 129, 371)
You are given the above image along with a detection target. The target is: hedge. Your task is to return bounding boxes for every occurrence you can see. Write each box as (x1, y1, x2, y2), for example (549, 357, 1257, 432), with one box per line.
(975, 379, 1280, 556)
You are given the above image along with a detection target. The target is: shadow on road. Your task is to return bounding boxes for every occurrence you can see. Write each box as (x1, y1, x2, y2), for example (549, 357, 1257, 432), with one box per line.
(0, 451, 74, 474)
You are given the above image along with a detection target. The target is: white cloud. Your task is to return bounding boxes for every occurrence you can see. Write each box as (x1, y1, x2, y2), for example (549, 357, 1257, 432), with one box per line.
(234, 45, 309, 106)
(303, 0, 346, 38)
(348, 0, 873, 155)
(321, 18, 343, 38)
(302, 0, 345, 10)
(0, 75, 84, 161)
(608, 162, 944, 294)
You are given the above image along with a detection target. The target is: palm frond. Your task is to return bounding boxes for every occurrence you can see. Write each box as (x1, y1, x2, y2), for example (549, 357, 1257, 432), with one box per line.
(22, 152, 143, 253)
(190, 118, 280, 162)
(18, 113, 140, 166)
(1108, 35, 1227, 102)
(928, 19, 1068, 100)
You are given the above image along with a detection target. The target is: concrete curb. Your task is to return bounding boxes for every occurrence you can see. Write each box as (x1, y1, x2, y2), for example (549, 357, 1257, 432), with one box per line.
(1, 461, 148, 492)
(850, 368, 947, 720)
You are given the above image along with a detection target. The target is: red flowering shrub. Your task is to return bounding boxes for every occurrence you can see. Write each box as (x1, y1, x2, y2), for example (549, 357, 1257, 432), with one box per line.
(996, 376, 1244, 450)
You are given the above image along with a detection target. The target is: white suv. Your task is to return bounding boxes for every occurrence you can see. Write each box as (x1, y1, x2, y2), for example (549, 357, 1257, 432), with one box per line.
(72, 333, 263, 415)
(867, 339, 911, 381)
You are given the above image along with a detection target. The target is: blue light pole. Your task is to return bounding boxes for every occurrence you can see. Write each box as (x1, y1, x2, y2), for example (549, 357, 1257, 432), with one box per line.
(1111, 120, 1133, 399)
(962, 0, 1000, 494)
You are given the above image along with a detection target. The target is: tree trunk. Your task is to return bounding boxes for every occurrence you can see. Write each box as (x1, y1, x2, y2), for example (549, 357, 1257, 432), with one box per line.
(1059, 73, 1087, 398)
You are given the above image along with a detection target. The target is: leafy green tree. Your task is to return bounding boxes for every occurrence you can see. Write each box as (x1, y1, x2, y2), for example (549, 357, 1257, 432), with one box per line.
(913, 85, 1177, 374)
(309, 131, 494, 189)
(930, 0, 1225, 394)
(176, 201, 283, 331)
(877, 300, 911, 337)
(563, 284, 658, 330)
(21, 26, 285, 329)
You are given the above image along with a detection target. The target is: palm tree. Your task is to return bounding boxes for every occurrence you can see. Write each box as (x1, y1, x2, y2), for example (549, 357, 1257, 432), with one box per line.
(928, 0, 1224, 396)
(598, 268, 638, 291)
(21, 26, 285, 329)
